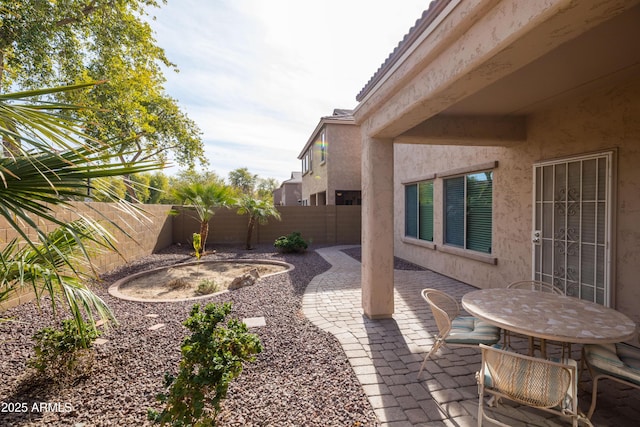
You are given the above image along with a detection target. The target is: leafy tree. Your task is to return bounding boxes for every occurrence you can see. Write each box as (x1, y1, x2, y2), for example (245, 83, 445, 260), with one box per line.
(228, 167, 258, 195)
(256, 177, 279, 202)
(236, 195, 281, 250)
(173, 183, 236, 253)
(91, 176, 128, 202)
(0, 82, 163, 333)
(147, 172, 172, 204)
(129, 172, 152, 203)
(0, 0, 205, 171)
(174, 168, 225, 188)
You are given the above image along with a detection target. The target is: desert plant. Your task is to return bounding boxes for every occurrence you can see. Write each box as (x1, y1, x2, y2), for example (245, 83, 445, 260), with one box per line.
(0, 82, 163, 335)
(193, 233, 203, 260)
(172, 182, 236, 253)
(195, 279, 218, 296)
(274, 231, 308, 253)
(28, 319, 100, 382)
(149, 302, 262, 426)
(167, 278, 189, 290)
(235, 195, 281, 250)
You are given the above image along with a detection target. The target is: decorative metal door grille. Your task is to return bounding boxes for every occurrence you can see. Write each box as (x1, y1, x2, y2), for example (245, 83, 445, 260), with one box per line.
(533, 152, 612, 305)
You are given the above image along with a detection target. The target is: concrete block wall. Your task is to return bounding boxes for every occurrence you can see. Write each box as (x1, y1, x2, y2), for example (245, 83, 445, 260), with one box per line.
(1, 203, 360, 310)
(0, 202, 174, 310)
(172, 205, 362, 248)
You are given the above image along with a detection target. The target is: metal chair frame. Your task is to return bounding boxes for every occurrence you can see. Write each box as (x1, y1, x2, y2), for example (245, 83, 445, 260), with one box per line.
(417, 288, 500, 379)
(580, 343, 640, 419)
(477, 344, 591, 427)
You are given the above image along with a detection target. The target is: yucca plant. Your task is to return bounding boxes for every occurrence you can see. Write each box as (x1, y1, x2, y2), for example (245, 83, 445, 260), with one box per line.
(0, 82, 163, 332)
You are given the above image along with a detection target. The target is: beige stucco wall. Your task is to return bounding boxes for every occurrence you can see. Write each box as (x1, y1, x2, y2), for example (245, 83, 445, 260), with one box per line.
(281, 183, 302, 206)
(394, 76, 640, 322)
(301, 127, 327, 205)
(301, 122, 360, 205)
(274, 182, 301, 206)
(326, 124, 362, 205)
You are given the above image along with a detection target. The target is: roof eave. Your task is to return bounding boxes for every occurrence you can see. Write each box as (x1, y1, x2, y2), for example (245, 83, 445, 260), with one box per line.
(355, 0, 453, 103)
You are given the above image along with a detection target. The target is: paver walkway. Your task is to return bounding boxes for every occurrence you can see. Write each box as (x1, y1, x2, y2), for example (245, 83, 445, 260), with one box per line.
(302, 246, 640, 427)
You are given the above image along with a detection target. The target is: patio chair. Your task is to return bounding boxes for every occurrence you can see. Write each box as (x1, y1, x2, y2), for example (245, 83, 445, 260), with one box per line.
(477, 344, 591, 427)
(580, 342, 640, 419)
(507, 280, 563, 294)
(417, 289, 500, 379)
(505, 280, 570, 358)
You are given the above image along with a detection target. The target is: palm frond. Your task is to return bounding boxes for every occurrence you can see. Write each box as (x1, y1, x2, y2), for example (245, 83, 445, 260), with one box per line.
(0, 82, 162, 332)
(0, 220, 115, 326)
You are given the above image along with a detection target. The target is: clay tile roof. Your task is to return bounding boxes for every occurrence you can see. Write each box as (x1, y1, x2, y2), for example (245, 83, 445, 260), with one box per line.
(355, 0, 452, 102)
(320, 108, 354, 121)
(332, 108, 354, 116)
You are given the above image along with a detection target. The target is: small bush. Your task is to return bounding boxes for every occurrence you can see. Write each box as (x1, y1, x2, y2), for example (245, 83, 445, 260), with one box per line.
(273, 231, 308, 253)
(28, 319, 100, 382)
(149, 302, 262, 426)
(167, 278, 189, 290)
(195, 279, 219, 295)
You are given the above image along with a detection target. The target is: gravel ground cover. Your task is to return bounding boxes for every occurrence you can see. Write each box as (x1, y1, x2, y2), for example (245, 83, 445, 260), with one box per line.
(0, 244, 379, 426)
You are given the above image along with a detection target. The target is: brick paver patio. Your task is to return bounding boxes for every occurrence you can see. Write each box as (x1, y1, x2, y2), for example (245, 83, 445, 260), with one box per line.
(302, 246, 640, 426)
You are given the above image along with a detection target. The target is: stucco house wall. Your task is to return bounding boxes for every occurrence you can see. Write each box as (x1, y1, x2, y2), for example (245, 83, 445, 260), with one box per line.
(274, 172, 302, 206)
(326, 124, 362, 205)
(301, 128, 329, 205)
(299, 111, 360, 205)
(353, 0, 640, 320)
(281, 182, 301, 206)
(394, 75, 640, 323)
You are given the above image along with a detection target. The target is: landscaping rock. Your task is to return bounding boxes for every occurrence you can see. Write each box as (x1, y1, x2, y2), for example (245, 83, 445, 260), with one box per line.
(0, 244, 379, 426)
(228, 268, 259, 290)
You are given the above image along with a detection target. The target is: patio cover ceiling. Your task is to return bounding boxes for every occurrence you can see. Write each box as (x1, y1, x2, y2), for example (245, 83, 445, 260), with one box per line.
(354, 0, 640, 145)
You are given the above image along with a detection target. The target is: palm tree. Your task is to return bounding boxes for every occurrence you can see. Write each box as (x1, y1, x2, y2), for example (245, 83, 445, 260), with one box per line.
(173, 182, 236, 253)
(0, 82, 162, 333)
(236, 195, 281, 250)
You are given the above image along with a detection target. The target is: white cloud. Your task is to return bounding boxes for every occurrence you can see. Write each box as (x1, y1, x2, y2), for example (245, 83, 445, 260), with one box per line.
(150, 0, 427, 183)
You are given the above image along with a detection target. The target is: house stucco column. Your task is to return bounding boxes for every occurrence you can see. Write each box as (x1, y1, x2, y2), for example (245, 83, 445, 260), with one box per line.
(361, 136, 394, 319)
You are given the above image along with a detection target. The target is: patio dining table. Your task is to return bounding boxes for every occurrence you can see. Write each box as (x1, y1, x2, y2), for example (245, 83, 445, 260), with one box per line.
(461, 288, 637, 357)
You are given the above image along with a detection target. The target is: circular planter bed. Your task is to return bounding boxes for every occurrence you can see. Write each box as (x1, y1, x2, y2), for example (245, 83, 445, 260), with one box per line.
(108, 259, 293, 302)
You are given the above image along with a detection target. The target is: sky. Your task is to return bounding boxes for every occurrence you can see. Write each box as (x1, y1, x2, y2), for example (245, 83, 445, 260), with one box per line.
(149, 0, 428, 184)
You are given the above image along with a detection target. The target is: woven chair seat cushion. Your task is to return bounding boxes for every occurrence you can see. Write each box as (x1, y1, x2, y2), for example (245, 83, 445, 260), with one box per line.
(584, 343, 640, 385)
(482, 353, 576, 409)
(445, 316, 500, 345)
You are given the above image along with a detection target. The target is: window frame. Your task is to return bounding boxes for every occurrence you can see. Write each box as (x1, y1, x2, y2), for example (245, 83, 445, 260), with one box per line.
(301, 149, 313, 175)
(403, 178, 435, 244)
(319, 130, 327, 164)
(442, 168, 494, 255)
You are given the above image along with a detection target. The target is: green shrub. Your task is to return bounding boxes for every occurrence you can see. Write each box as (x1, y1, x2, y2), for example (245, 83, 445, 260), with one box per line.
(149, 302, 262, 426)
(28, 319, 100, 381)
(195, 279, 219, 295)
(273, 231, 308, 253)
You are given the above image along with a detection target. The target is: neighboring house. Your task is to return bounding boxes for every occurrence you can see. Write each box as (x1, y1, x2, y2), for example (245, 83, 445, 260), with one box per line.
(297, 109, 361, 206)
(354, 0, 640, 323)
(272, 171, 302, 206)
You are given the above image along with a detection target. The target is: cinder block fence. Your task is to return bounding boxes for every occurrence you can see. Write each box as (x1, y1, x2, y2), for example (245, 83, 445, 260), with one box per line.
(172, 205, 361, 247)
(0, 203, 361, 310)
